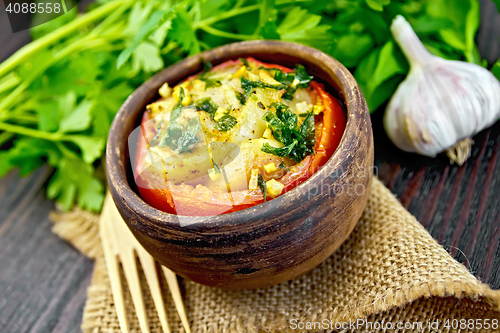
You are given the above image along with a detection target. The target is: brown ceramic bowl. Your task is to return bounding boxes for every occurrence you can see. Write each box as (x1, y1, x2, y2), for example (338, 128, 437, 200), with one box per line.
(106, 41, 374, 289)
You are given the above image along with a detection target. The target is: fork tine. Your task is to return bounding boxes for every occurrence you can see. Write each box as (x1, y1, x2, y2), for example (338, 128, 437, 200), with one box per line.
(120, 247, 151, 333)
(100, 197, 130, 333)
(137, 249, 171, 333)
(103, 192, 191, 333)
(162, 266, 192, 333)
(104, 251, 131, 333)
(105, 194, 151, 333)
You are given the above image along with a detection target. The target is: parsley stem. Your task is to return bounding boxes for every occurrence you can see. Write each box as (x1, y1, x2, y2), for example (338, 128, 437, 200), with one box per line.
(197, 24, 255, 40)
(198, 40, 211, 51)
(88, 0, 134, 38)
(233, 0, 246, 9)
(0, 114, 38, 123)
(0, 73, 21, 95)
(0, 37, 111, 112)
(194, 4, 260, 28)
(0, 122, 62, 141)
(160, 40, 178, 54)
(194, 0, 313, 29)
(0, 0, 129, 78)
(0, 131, 14, 148)
(56, 141, 79, 159)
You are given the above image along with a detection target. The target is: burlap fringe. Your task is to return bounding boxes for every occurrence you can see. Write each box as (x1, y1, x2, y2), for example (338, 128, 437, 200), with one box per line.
(50, 177, 500, 333)
(50, 208, 101, 260)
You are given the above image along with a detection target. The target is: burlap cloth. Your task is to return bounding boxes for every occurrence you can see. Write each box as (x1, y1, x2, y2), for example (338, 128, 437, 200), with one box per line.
(50, 177, 500, 332)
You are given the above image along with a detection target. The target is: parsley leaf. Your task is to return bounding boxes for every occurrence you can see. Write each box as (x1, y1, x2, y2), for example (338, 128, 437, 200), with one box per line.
(239, 58, 251, 70)
(168, 7, 200, 55)
(261, 104, 315, 163)
(294, 65, 314, 88)
(241, 77, 286, 95)
(235, 91, 247, 105)
(262, 141, 297, 157)
(195, 97, 218, 119)
(276, 7, 334, 52)
(154, 88, 201, 152)
(268, 65, 313, 100)
(365, 0, 390, 12)
(131, 41, 164, 74)
(176, 117, 200, 153)
(214, 114, 237, 132)
(257, 174, 267, 202)
(197, 60, 222, 89)
(117, 9, 172, 69)
(200, 77, 222, 89)
(201, 58, 213, 72)
(0, 138, 50, 177)
(58, 100, 94, 133)
(47, 156, 104, 212)
(493, 61, 500, 81)
(65, 135, 105, 164)
(240, 76, 288, 100)
(36, 101, 60, 132)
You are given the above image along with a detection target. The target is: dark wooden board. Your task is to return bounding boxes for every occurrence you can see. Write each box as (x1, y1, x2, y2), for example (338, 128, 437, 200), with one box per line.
(0, 168, 94, 333)
(0, 1, 500, 332)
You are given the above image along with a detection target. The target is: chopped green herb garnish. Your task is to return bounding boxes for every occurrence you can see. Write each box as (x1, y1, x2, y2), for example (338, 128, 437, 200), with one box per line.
(273, 65, 313, 88)
(154, 87, 185, 148)
(257, 102, 265, 109)
(211, 157, 222, 174)
(262, 141, 297, 157)
(271, 65, 314, 101)
(294, 65, 314, 88)
(198, 59, 221, 89)
(174, 118, 200, 153)
(201, 58, 213, 72)
(257, 174, 266, 202)
(261, 103, 315, 163)
(278, 162, 286, 169)
(300, 111, 316, 143)
(214, 114, 237, 132)
(199, 77, 222, 89)
(268, 102, 298, 133)
(235, 91, 247, 105)
(240, 58, 251, 70)
(273, 69, 295, 85)
(154, 87, 201, 152)
(241, 77, 286, 95)
(195, 97, 218, 119)
(170, 87, 185, 122)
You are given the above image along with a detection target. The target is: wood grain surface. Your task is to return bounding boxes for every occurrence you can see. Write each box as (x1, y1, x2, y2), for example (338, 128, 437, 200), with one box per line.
(0, 1, 500, 332)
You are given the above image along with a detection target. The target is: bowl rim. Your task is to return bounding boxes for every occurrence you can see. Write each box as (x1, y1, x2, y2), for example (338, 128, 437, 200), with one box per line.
(106, 40, 369, 232)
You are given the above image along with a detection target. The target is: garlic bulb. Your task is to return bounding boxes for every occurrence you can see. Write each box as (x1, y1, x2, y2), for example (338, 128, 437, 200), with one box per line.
(384, 15, 500, 165)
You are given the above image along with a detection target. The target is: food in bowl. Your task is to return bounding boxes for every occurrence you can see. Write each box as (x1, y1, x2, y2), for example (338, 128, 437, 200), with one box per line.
(108, 41, 373, 289)
(133, 57, 346, 216)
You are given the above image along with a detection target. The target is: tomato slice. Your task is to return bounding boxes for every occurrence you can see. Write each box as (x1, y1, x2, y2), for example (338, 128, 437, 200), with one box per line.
(134, 59, 346, 216)
(309, 82, 346, 174)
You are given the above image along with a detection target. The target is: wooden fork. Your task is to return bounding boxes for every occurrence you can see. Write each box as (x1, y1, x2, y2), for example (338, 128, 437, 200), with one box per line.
(100, 192, 191, 333)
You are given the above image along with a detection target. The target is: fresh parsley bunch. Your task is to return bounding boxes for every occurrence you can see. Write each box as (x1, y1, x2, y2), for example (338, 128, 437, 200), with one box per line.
(0, 0, 491, 212)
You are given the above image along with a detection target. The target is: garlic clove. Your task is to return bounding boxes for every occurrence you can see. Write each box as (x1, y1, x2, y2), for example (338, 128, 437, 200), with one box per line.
(384, 16, 500, 165)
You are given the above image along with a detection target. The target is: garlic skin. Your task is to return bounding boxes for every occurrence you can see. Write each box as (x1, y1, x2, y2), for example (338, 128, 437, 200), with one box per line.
(384, 15, 500, 165)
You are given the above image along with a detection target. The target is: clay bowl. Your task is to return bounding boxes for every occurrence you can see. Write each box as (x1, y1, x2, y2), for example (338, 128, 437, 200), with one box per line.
(106, 40, 374, 289)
